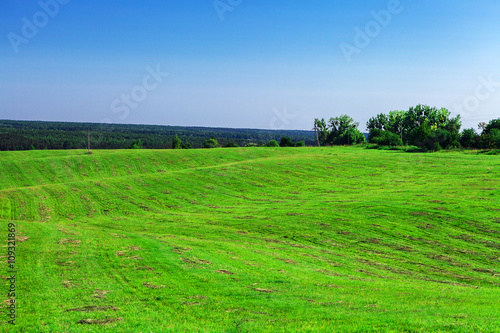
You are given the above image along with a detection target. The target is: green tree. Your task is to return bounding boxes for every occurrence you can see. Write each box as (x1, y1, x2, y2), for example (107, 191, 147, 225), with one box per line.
(224, 142, 239, 147)
(280, 137, 294, 147)
(369, 129, 403, 146)
(460, 128, 479, 148)
(366, 113, 388, 131)
(294, 141, 306, 147)
(314, 118, 329, 145)
(327, 115, 365, 145)
(172, 134, 182, 149)
(386, 110, 406, 142)
(484, 118, 500, 135)
(130, 139, 143, 149)
(267, 140, 279, 147)
(204, 136, 220, 148)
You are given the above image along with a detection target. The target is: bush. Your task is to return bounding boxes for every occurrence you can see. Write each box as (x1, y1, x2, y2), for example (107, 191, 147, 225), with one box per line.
(267, 140, 279, 147)
(172, 135, 182, 149)
(181, 142, 192, 149)
(280, 137, 294, 147)
(460, 128, 479, 148)
(295, 141, 305, 147)
(204, 136, 220, 149)
(130, 139, 143, 149)
(369, 129, 402, 146)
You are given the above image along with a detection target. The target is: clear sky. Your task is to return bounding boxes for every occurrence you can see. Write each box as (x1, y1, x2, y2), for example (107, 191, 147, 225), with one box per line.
(1, 0, 499, 131)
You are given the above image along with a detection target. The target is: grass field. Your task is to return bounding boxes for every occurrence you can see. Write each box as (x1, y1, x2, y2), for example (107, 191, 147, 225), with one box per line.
(1, 147, 499, 332)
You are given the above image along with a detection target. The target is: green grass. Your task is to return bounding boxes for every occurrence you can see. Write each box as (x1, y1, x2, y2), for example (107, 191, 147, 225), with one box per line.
(1, 147, 499, 332)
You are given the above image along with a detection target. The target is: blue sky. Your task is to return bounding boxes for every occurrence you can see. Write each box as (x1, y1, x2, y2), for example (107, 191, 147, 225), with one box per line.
(1, 0, 499, 131)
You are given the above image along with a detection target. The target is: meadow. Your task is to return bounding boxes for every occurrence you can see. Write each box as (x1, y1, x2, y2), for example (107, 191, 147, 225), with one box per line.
(0, 147, 499, 332)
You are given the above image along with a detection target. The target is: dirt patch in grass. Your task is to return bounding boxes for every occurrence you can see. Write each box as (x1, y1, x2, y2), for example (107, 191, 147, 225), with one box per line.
(410, 212, 428, 216)
(394, 246, 415, 252)
(110, 233, 129, 239)
(316, 269, 342, 277)
(77, 317, 122, 325)
(58, 228, 78, 235)
(67, 306, 119, 312)
(55, 260, 74, 266)
(253, 288, 275, 293)
(59, 239, 81, 245)
(472, 268, 497, 274)
(180, 257, 212, 265)
(136, 266, 155, 271)
(417, 224, 435, 230)
(128, 246, 142, 251)
(277, 258, 297, 265)
(3, 298, 14, 306)
(216, 269, 235, 275)
(93, 290, 111, 299)
(143, 283, 166, 289)
(115, 251, 127, 256)
(62, 280, 75, 288)
(16, 236, 29, 243)
(172, 247, 191, 254)
(125, 256, 143, 260)
(317, 284, 344, 289)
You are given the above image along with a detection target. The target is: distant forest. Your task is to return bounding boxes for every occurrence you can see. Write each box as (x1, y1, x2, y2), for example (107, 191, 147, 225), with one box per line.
(0, 120, 316, 151)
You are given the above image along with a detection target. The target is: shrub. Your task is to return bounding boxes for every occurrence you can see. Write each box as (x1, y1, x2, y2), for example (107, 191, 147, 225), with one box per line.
(204, 136, 220, 148)
(295, 141, 305, 147)
(460, 128, 479, 148)
(369, 129, 403, 146)
(267, 140, 279, 147)
(280, 137, 294, 147)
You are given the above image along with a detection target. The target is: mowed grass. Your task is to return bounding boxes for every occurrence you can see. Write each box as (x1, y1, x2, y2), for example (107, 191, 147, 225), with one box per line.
(0, 147, 499, 332)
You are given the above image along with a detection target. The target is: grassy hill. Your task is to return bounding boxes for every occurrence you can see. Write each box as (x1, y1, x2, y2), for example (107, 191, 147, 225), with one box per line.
(1, 147, 499, 332)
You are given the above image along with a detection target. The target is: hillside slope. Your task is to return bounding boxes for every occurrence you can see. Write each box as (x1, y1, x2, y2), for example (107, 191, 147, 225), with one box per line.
(1, 147, 499, 332)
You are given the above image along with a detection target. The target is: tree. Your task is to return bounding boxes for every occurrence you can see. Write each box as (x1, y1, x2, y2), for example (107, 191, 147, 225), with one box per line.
(484, 118, 500, 135)
(204, 136, 220, 148)
(280, 137, 294, 147)
(313, 118, 329, 146)
(490, 128, 500, 148)
(369, 129, 403, 146)
(366, 113, 388, 131)
(130, 139, 142, 149)
(460, 128, 479, 148)
(327, 115, 365, 145)
(294, 141, 306, 147)
(267, 140, 279, 147)
(181, 142, 192, 149)
(172, 134, 182, 149)
(386, 110, 406, 142)
(224, 142, 239, 147)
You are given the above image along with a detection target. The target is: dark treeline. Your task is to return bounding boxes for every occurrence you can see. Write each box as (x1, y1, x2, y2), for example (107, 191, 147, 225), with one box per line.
(0, 120, 316, 151)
